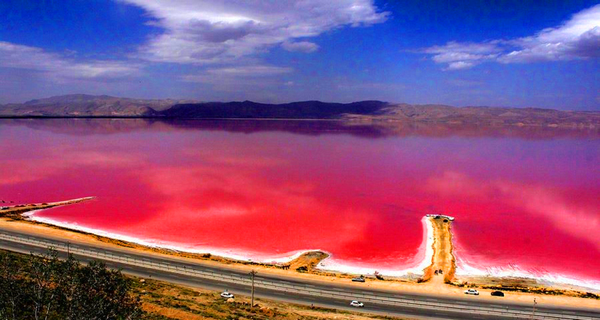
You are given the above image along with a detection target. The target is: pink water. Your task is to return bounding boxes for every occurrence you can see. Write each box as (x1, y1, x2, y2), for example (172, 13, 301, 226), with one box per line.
(1, 120, 599, 287)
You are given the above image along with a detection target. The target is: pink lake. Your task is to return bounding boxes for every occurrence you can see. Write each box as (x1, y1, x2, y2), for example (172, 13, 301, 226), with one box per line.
(1, 119, 599, 289)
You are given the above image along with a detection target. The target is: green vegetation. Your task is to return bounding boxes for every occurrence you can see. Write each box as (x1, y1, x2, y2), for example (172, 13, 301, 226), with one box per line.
(0, 250, 142, 320)
(0, 249, 402, 320)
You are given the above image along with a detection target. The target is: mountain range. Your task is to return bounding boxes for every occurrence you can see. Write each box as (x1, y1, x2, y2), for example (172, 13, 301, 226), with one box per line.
(1, 94, 599, 128)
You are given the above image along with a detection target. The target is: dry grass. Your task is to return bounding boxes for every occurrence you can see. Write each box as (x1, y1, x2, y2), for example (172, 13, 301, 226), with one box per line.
(133, 278, 407, 320)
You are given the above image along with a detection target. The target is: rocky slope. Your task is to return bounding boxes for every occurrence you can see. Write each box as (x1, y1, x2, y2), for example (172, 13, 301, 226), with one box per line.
(0, 94, 196, 117)
(160, 100, 388, 119)
(1, 94, 599, 128)
(344, 103, 600, 128)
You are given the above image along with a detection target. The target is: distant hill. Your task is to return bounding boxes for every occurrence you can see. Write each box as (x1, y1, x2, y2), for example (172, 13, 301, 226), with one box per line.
(160, 100, 388, 119)
(0, 94, 196, 117)
(344, 103, 600, 128)
(1, 94, 599, 129)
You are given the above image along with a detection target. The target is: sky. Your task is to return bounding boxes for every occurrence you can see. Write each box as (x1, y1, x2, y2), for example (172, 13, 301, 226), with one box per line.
(0, 0, 599, 110)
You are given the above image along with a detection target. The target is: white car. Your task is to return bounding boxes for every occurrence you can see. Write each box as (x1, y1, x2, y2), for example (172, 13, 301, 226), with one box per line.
(464, 289, 479, 295)
(220, 291, 234, 299)
(350, 300, 364, 308)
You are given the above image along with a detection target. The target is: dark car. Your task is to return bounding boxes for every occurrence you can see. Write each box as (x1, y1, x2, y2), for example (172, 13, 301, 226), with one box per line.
(491, 291, 505, 297)
(352, 276, 365, 282)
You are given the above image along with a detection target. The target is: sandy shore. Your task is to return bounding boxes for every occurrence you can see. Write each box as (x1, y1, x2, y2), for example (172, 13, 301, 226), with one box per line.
(421, 216, 456, 284)
(0, 202, 598, 310)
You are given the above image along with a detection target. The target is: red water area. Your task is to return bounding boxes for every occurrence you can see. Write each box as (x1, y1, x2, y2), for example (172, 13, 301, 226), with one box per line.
(1, 120, 599, 282)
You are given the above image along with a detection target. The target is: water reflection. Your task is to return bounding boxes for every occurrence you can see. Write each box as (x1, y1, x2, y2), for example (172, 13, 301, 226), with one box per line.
(2, 118, 599, 139)
(0, 119, 599, 282)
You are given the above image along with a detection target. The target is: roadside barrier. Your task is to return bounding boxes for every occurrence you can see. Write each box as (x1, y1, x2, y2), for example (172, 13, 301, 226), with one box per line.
(0, 230, 597, 320)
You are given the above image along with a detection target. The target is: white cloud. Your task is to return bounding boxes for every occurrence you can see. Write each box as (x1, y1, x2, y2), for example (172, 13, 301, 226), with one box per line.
(445, 61, 475, 70)
(0, 0, 388, 95)
(206, 65, 293, 76)
(120, 0, 388, 64)
(181, 65, 292, 82)
(0, 41, 140, 80)
(425, 4, 600, 70)
(282, 41, 319, 53)
(180, 65, 293, 94)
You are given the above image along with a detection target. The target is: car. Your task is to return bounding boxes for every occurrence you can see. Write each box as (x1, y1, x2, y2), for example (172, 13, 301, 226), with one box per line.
(491, 291, 505, 297)
(352, 276, 365, 282)
(220, 291, 234, 299)
(350, 300, 364, 308)
(464, 289, 479, 295)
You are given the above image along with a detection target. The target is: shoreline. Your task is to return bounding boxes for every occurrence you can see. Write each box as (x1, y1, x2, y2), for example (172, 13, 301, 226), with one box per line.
(0, 220, 599, 310)
(30, 213, 324, 264)
(3, 116, 599, 132)
(28, 211, 432, 279)
(455, 259, 600, 293)
(316, 217, 433, 278)
(1, 199, 599, 304)
(27, 208, 600, 293)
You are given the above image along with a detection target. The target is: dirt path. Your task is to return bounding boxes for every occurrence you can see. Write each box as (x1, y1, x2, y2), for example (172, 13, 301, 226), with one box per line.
(0, 197, 94, 218)
(421, 216, 456, 284)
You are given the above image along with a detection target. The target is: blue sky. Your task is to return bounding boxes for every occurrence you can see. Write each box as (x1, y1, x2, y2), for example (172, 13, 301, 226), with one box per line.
(0, 0, 598, 110)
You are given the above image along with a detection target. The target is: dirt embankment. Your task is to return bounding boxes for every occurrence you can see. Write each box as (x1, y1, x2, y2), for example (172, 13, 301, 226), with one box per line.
(420, 216, 456, 284)
(0, 197, 94, 218)
(283, 251, 329, 273)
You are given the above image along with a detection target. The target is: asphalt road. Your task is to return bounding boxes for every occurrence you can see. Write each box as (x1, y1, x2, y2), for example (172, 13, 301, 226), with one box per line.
(0, 228, 598, 320)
